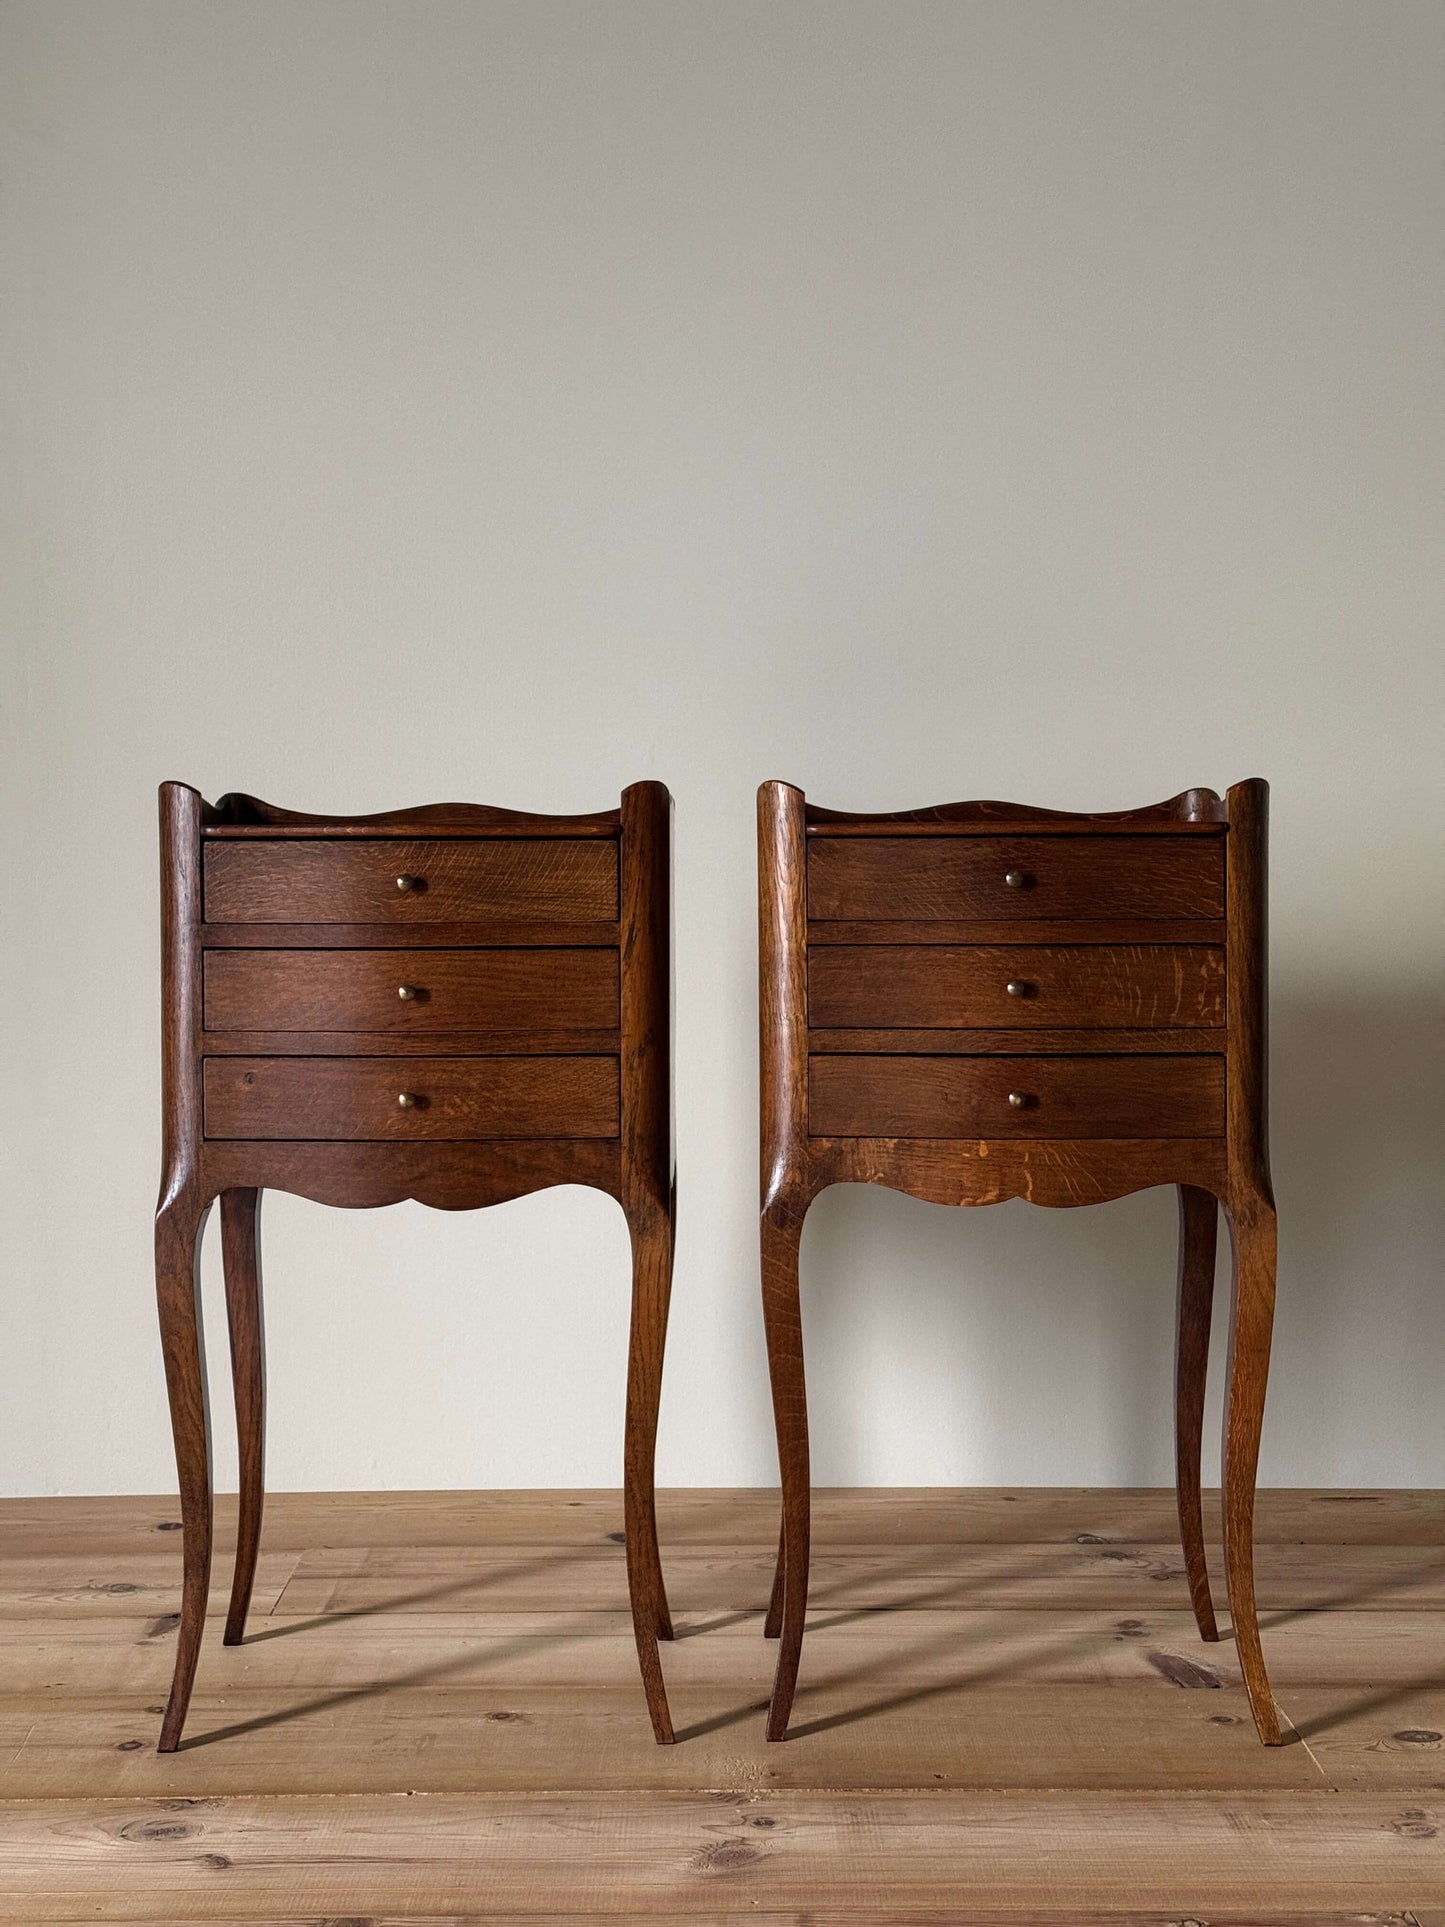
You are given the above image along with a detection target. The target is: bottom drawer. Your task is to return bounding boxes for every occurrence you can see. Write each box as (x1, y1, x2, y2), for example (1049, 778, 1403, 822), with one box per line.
(808, 1054, 1223, 1139)
(204, 1056, 619, 1140)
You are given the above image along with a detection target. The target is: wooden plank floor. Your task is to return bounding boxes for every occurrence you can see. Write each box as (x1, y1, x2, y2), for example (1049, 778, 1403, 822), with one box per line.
(0, 1489, 1440, 1921)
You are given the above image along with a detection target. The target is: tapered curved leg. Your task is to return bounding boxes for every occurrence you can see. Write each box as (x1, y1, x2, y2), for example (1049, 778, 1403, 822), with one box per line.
(1221, 1190, 1281, 1745)
(763, 1522, 785, 1639)
(155, 1188, 215, 1752)
(762, 1199, 810, 1740)
(221, 1189, 265, 1646)
(623, 1198, 675, 1745)
(1175, 1184, 1219, 1641)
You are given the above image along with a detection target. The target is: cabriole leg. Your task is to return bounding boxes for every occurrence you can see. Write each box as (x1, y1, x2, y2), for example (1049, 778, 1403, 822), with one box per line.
(1175, 1183, 1219, 1641)
(221, 1188, 265, 1646)
(155, 1188, 215, 1752)
(761, 1198, 810, 1741)
(763, 1521, 785, 1639)
(623, 1196, 675, 1744)
(1221, 1189, 1282, 1745)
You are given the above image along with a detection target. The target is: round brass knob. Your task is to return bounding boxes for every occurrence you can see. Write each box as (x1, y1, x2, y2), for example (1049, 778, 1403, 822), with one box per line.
(1007, 1091, 1029, 1109)
(397, 1091, 420, 1109)
(1006, 980, 1029, 998)
(397, 984, 420, 1001)
(1004, 869, 1026, 889)
(396, 874, 423, 893)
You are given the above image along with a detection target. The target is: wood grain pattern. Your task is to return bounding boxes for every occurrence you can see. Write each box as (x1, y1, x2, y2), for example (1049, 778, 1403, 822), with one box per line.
(1220, 777, 1281, 1748)
(803, 1136, 1228, 1208)
(0, 1790, 1435, 1917)
(20, 1916, 1426, 1927)
(202, 1055, 620, 1141)
(7, 1485, 1436, 1554)
(157, 784, 675, 1751)
(1, 1492, 1440, 1916)
(807, 1026, 1225, 1055)
(758, 781, 1281, 1746)
(203, 838, 619, 923)
(1174, 1184, 1219, 1643)
(810, 917, 1227, 945)
(808, 1053, 1225, 1140)
(6, 1602, 1444, 1693)
(151, 1189, 212, 1754)
(808, 836, 1225, 921)
(197, 1138, 623, 1211)
(218, 1189, 264, 1649)
(756, 784, 813, 1720)
(618, 781, 678, 1745)
(808, 944, 1225, 1029)
(265, 1538, 1445, 1618)
(0, 1685, 1334, 1798)
(201, 918, 621, 948)
(8, 1603, 1444, 1693)
(203, 947, 619, 1034)
(25, 1911, 1441, 1927)
(199, 1027, 622, 1057)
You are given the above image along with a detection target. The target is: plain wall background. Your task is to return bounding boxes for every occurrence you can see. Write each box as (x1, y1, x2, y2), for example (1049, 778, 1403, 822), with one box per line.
(3, 0, 1441, 1498)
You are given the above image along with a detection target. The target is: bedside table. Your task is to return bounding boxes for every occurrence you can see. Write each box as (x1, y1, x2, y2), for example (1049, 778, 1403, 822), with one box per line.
(156, 782, 676, 1749)
(757, 780, 1280, 1744)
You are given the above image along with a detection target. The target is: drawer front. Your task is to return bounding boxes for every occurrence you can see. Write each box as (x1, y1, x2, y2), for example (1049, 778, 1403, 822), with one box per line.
(809, 1054, 1224, 1138)
(204, 839, 618, 924)
(808, 945, 1224, 1030)
(204, 948, 619, 1034)
(807, 836, 1223, 922)
(204, 1056, 619, 1140)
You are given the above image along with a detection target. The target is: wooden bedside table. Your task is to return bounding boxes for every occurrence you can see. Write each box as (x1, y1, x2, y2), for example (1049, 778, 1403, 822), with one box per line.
(155, 782, 676, 1750)
(757, 780, 1280, 1744)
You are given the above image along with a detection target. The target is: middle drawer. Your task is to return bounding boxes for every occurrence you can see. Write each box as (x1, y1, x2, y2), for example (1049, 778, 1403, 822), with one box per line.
(204, 948, 619, 1035)
(808, 944, 1224, 1030)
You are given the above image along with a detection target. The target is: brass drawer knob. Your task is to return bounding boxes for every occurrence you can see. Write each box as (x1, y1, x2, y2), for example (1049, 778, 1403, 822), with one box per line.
(1004, 869, 1027, 888)
(396, 873, 424, 893)
(1006, 980, 1030, 998)
(397, 1091, 420, 1109)
(1007, 1091, 1029, 1109)
(397, 984, 420, 1001)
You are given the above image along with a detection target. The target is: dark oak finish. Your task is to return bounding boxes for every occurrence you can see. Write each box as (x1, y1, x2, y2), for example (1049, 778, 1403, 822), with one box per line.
(219, 1187, 264, 1648)
(156, 783, 676, 1752)
(1175, 1183, 1220, 1643)
(807, 1026, 1225, 1055)
(808, 835, 1224, 922)
(204, 837, 618, 924)
(810, 918, 1226, 945)
(758, 781, 1280, 1747)
(200, 919, 621, 948)
(203, 947, 619, 1034)
(199, 1026, 621, 1057)
(808, 1053, 1225, 1140)
(202, 1055, 620, 1140)
(808, 944, 1224, 1030)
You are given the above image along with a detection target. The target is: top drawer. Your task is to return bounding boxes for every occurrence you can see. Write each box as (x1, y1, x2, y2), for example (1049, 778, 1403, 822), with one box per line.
(204, 838, 619, 924)
(807, 835, 1223, 922)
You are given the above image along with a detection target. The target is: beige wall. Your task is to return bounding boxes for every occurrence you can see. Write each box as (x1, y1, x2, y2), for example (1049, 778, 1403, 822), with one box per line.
(3, 0, 1441, 1495)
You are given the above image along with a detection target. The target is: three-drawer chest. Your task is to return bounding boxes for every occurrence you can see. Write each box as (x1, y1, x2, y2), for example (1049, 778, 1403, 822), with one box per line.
(757, 780, 1280, 1744)
(155, 782, 677, 1750)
